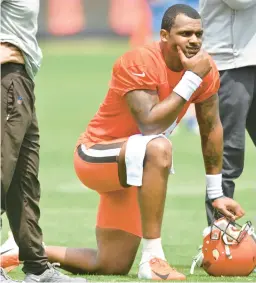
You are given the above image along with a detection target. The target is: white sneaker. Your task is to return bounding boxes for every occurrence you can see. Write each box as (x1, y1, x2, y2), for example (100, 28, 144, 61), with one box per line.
(0, 231, 20, 272)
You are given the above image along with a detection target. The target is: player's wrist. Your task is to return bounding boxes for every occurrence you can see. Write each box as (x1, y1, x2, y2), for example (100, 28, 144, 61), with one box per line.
(206, 174, 224, 200)
(173, 71, 202, 101)
(211, 195, 225, 202)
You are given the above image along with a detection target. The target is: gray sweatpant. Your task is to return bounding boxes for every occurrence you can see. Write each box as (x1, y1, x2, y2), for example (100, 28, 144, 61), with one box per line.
(206, 66, 256, 225)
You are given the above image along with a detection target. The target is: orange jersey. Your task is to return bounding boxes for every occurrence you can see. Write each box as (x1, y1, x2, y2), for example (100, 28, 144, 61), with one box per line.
(81, 42, 220, 148)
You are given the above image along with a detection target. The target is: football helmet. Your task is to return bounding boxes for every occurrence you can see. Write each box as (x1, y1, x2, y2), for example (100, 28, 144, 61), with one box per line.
(202, 217, 256, 276)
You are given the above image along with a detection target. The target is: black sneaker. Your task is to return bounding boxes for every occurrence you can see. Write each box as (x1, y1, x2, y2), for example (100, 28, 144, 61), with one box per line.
(23, 263, 87, 282)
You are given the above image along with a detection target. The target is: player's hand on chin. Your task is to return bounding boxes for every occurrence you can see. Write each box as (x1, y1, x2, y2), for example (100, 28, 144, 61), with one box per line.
(212, 197, 245, 221)
(177, 45, 212, 78)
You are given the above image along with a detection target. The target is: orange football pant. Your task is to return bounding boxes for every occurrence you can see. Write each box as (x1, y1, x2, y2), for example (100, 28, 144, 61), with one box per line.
(74, 143, 142, 237)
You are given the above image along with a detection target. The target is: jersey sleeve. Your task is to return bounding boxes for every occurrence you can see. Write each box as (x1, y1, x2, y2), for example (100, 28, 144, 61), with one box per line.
(109, 48, 159, 96)
(192, 57, 220, 104)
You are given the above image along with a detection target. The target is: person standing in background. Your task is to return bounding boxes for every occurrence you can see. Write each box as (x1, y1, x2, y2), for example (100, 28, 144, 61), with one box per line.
(0, 1, 87, 282)
(199, 0, 256, 225)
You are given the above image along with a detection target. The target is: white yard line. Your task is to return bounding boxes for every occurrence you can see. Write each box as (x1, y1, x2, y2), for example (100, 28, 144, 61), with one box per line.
(54, 180, 255, 196)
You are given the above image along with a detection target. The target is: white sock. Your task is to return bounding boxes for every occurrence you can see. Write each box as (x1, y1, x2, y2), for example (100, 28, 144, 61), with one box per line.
(140, 238, 166, 264)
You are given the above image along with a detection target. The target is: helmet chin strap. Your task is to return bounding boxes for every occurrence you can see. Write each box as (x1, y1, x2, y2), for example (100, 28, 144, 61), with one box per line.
(190, 259, 197, 275)
(223, 226, 256, 259)
(222, 234, 237, 246)
(224, 243, 232, 259)
(248, 226, 256, 242)
(190, 246, 204, 274)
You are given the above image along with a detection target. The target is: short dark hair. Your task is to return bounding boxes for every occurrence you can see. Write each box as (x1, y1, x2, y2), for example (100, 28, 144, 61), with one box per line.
(161, 4, 201, 32)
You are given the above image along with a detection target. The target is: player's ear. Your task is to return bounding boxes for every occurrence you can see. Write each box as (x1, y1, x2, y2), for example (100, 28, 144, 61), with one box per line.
(160, 29, 169, 42)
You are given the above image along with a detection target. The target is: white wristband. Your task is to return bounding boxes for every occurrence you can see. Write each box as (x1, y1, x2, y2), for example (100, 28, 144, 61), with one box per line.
(206, 174, 223, 200)
(173, 71, 202, 101)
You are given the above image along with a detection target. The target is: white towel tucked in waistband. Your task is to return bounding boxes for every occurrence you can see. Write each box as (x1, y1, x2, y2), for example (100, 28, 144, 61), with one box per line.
(125, 134, 174, 187)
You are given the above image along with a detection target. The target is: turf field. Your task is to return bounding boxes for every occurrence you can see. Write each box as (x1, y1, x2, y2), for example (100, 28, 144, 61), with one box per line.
(1, 39, 256, 282)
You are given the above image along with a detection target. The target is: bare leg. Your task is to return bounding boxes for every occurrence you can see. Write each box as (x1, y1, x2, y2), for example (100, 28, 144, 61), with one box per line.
(139, 139, 171, 238)
(45, 247, 96, 274)
(45, 227, 140, 275)
(118, 137, 172, 239)
(117, 138, 187, 280)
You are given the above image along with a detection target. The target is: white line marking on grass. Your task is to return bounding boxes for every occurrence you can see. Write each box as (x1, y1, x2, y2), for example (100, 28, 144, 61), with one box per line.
(56, 181, 91, 193)
(55, 179, 255, 196)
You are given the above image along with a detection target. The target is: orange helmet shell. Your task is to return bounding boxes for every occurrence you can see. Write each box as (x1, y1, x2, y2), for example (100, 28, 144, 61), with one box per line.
(202, 229, 256, 276)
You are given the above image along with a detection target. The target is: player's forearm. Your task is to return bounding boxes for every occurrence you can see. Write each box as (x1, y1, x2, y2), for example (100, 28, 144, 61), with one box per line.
(200, 122, 223, 174)
(139, 92, 186, 135)
(139, 71, 202, 135)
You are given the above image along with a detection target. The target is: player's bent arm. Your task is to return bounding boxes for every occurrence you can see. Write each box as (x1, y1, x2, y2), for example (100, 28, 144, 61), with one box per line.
(126, 89, 187, 135)
(196, 96, 245, 217)
(126, 71, 203, 135)
(195, 94, 223, 175)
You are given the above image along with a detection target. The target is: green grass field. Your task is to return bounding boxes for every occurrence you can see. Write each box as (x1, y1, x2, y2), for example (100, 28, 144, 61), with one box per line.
(2, 40, 256, 282)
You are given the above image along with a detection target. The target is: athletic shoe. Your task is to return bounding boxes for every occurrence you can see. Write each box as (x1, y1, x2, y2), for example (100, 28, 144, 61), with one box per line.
(23, 263, 87, 282)
(138, 257, 186, 280)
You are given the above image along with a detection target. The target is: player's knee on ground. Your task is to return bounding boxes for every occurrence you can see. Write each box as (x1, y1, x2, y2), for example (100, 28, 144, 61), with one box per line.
(97, 257, 132, 275)
(95, 228, 140, 275)
(145, 137, 172, 170)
